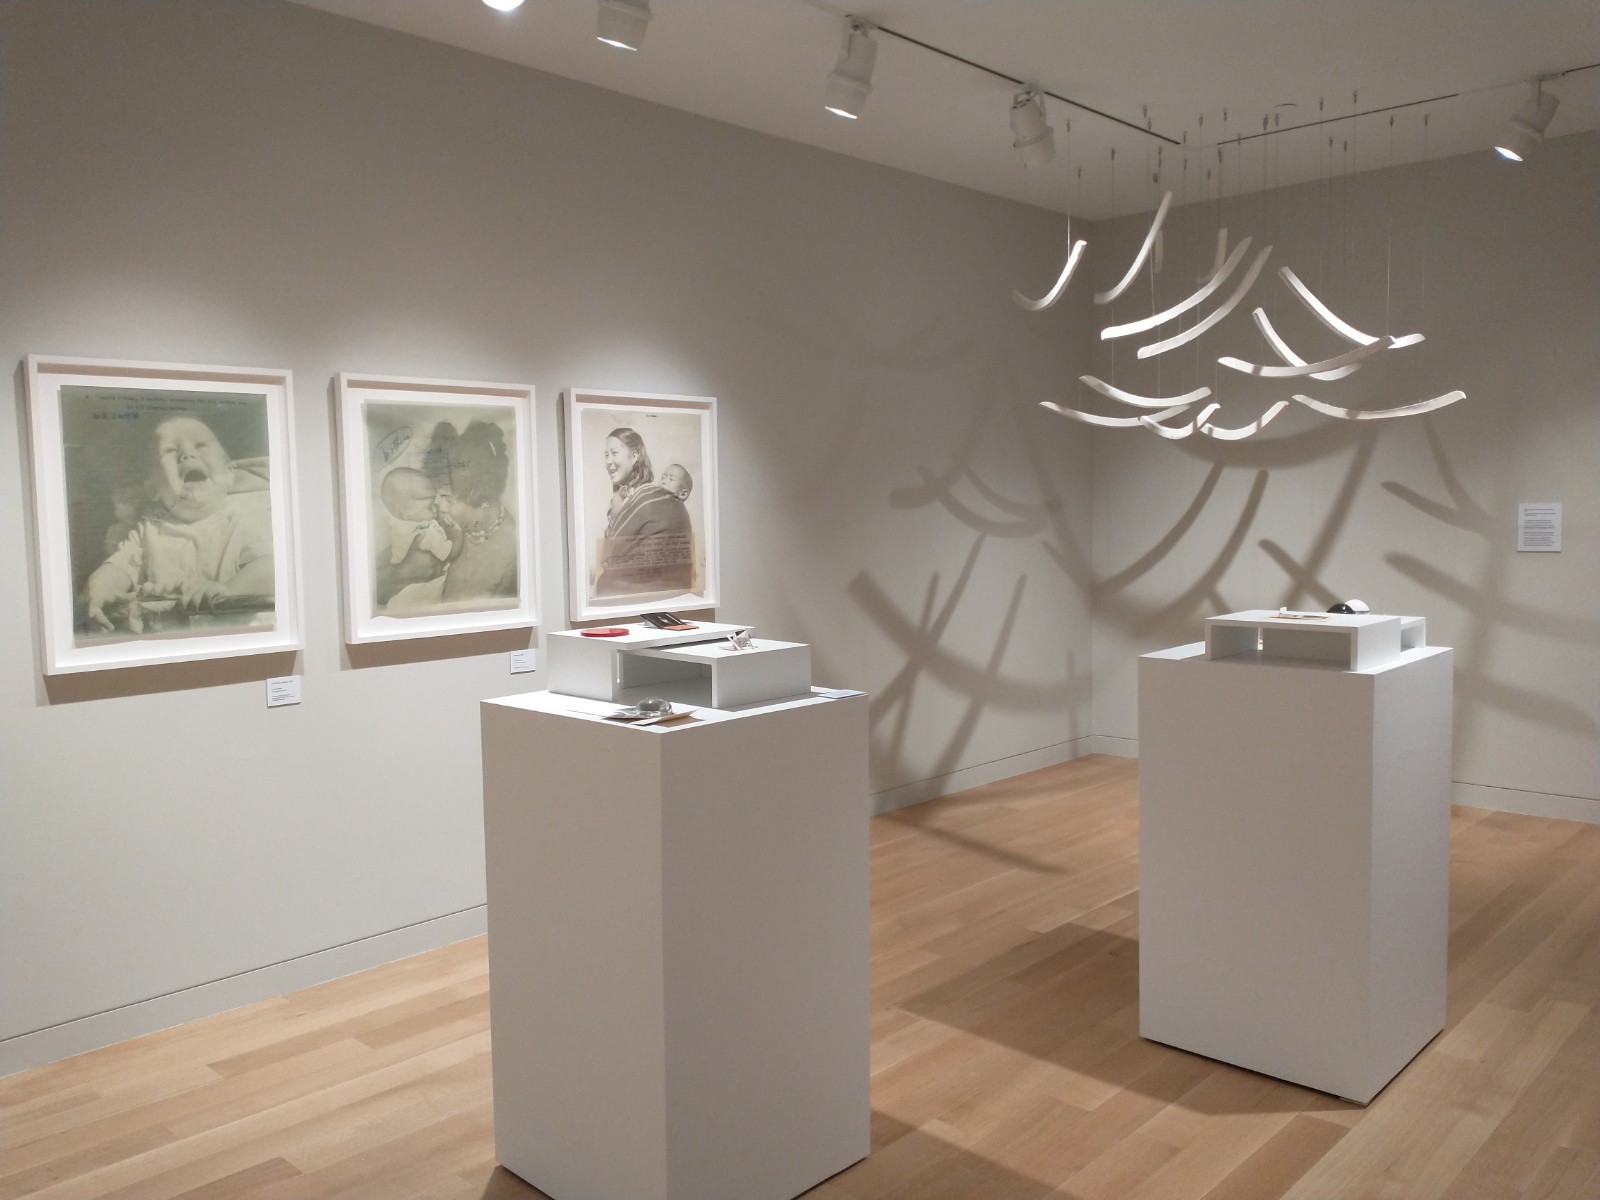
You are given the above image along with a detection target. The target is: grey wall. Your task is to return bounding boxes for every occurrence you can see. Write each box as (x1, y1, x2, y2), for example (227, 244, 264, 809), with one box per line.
(0, 0, 1094, 1071)
(1083, 133, 1599, 821)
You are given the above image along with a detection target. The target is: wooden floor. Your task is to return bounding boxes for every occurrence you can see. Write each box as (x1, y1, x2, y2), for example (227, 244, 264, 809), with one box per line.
(4, 755, 1597, 1200)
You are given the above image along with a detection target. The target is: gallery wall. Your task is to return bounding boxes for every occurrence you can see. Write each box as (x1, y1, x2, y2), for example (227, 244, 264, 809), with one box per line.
(1081, 133, 1599, 823)
(0, 0, 1095, 1071)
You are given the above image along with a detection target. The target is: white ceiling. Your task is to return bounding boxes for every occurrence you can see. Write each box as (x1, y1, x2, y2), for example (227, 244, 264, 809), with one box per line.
(292, 0, 1600, 218)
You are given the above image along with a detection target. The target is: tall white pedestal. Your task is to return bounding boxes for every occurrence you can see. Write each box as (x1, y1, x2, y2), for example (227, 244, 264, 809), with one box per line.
(1138, 637, 1452, 1103)
(480, 689, 870, 1200)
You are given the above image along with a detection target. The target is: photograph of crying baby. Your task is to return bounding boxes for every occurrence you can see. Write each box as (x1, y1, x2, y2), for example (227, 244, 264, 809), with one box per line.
(66, 388, 278, 641)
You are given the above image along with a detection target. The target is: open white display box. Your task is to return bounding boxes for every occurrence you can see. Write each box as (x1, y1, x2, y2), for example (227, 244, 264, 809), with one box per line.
(1204, 610, 1426, 672)
(546, 622, 812, 709)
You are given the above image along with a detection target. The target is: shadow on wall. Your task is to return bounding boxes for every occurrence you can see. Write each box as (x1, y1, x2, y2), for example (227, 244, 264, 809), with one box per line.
(1382, 423, 1599, 746)
(845, 386, 1092, 795)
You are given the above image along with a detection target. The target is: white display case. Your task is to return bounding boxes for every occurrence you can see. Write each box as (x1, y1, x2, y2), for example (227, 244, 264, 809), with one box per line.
(546, 622, 811, 709)
(1139, 615, 1451, 1104)
(481, 688, 870, 1200)
(1204, 608, 1425, 671)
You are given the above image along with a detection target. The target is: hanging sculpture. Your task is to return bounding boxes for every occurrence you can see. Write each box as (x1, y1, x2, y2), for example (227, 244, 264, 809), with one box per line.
(1019, 189, 1466, 440)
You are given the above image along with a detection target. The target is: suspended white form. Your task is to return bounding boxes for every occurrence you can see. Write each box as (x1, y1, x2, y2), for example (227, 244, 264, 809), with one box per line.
(1095, 192, 1172, 305)
(1252, 309, 1364, 381)
(1200, 401, 1291, 440)
(1136, 246, 1273, 359)
(1291, 391, 1467, 420)
(1040, 400, 1196, 427)
(1009, 190, 1465, 442)
(1079, 376, 1214, 409)
(1218, 337, 1396, 378)
(1278, 267, 1425, 349)
(1140, 402, 1220, 439)
(1101, 238, 1253, 340)
(1012, 239, 1088, 311)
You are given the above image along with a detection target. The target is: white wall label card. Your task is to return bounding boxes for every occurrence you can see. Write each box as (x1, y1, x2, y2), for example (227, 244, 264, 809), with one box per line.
(1517, 503, 1562, 552)
(509, 649, 538, 674)
(266, 675, 302, 707)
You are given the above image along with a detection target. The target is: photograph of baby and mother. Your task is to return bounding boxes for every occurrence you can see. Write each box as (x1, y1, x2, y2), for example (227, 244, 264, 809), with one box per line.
(364, 404, 521, 617)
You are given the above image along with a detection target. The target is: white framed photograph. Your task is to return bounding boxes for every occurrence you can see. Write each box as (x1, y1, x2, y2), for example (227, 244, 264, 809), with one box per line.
(337, 374, 537, 643)
(564, 389, 719, 621)
(24, 355, 302, 674)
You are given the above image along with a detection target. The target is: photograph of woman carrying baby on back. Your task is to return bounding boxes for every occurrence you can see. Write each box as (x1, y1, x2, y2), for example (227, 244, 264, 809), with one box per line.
(564, 389, 718, 622)
(338, 376, 537, 645)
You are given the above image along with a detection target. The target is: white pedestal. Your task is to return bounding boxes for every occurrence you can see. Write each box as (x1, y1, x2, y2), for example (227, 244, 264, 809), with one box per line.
(480, 689, 870, 1200)
(1138, 640, 1452, 1103)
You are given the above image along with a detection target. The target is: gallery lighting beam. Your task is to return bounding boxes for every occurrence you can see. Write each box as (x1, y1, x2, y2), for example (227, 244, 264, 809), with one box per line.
(481, 0, 525, 11)
(1009, 88, 1055, 168)
(824, 20, 878, 119)
(1495, 79, 1559, 161)
(597, 0, 651, 51)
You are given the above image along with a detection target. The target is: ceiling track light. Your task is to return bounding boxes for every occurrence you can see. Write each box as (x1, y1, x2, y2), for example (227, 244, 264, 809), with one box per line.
(481, 0, 525, 11)
(1009, 87, 1055, 168)
(1495, 78, 1559, 161)
(597, 0, 650, 51)
(824, 19, 877, 119)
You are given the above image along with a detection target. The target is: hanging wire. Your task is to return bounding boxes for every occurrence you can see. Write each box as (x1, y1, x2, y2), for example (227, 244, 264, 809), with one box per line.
(1385, 114, 1395, 330)
(1064, 118, 1073, 247)
(1420, 112, 1430, 327)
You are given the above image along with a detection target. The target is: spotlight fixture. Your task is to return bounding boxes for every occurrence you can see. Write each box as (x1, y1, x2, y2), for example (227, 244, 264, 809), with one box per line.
(481, 0, 525, 11)
(1495, 79, 1559, 161)
(824, 20, 877, 119)
(1009, 88, 1055, 168)
(597, 0, 650, 51)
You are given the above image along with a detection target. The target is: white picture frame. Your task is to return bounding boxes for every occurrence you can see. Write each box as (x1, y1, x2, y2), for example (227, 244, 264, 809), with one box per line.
(337, 373, 538, 644)
(24, 354, 302, 674)
(564, 389, 719, 622)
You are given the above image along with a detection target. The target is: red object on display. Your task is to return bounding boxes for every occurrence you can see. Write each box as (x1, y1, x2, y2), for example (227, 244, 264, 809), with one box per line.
(580, 627, 630, 638)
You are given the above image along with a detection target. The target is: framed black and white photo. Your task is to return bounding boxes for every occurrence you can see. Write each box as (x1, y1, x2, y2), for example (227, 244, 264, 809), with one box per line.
(337, 374, 538, 643)
(24, 355, 302, 674)
(564, 389, 718, 621)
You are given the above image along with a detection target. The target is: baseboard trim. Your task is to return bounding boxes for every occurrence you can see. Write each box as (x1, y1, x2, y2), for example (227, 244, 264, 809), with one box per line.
(1089, 734, 1138, 758)
(871, 737, 1095, 814)
(0, 906, 487, 1077)
(1453, 782, 1599, 825)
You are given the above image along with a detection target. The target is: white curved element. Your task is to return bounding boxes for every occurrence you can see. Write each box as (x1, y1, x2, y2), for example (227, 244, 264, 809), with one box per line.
(1218, 337, 1393, 378)
(1198, 227, 1228, 284)
(1095, 191, 1172, 305)
(1140, 402, 1220, 439)
(1290, 390, 1467, 420)
(1200, 400, 1290, 440)
(1279, 266, 1425, 349)
(1251, 309, 1364, 381)
(1079, 375, 1213, 409)
(1012, 239, 1088, 311)
(1040, 400, 1193, 427)
(1136, 245, 1272, 360)
(1101, 237, 1253, 340)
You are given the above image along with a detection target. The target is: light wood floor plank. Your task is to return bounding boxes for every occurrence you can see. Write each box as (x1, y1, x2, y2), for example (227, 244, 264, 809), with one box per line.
(2, 756, 1595, 1200)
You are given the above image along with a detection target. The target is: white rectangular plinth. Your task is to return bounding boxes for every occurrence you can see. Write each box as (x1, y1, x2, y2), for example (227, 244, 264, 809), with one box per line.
(1138, 642, 1452, 1104)
(481, 689, 870, 1200)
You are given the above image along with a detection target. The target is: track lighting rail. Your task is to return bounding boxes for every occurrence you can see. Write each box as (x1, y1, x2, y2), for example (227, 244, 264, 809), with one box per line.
(870, 22, 1182, 145)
